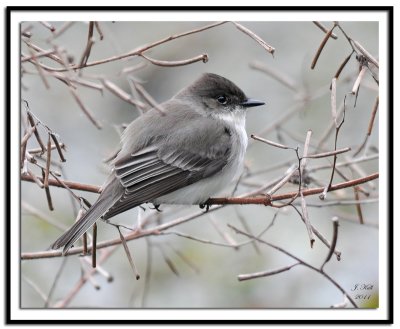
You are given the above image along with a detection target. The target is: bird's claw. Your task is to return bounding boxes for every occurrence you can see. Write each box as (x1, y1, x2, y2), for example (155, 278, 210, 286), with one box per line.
(150, 204, 162, 212)
(199, 199, 211, 212)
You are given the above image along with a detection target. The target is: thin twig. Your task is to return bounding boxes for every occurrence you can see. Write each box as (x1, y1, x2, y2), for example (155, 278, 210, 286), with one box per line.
(301, 192, 314, 248)
(332, 52, 354, 86)
(305, 147, 351, 159)
(23, 40, 64, 65)
(229, 224, 357, 308)
(46, 21, 75, 41)
(39, 21, 56, 32)
(20, 126, 36, 149)
(21, 49, 57, 62)
(53, 246, 118, 307)
(311, 22, 337, 69)
(44, 134, 51, 188)
(22, 201, 66, 231)
(313, 21, 338, 39)
(321, 217, 339, 270)
(43, 21, 228, 72)
(232, 22, 275, 55)
(321, 92, 347, 200)
(250, 61, 297, 91)
(351, 40, 379, 68)
(22, 276, 48, 302)
(42, 167, 54, 211)
(94, 22, 104, 40)
(27, 48, 50, 89)
(251, 134, 295, 150)
(300, 130, 312, 176)
(78, 21, 95, 70)
(139, 53, 208, 67)
(102, 78, 146, 108)
(353, 96, 379, 157)
(157, 245, 179, 277)
(353, 187, 365, 224)
(117, 226, 140, 280)
(21, 175, 101, 193)
(26, 111, 46, 154)
(130, 80, 165, 115)
(331, 78, 338, 127)
(50, 133, 66, 162)
(69, 87, 102, 129)
(92, 223, 97, 268)
(238, 262, 300, 281)
(24, 169, 44, 188)
(352, 65, 368, 95)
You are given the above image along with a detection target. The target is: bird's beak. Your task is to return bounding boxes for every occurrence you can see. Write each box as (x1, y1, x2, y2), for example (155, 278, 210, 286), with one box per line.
(241, 98, 265, 108)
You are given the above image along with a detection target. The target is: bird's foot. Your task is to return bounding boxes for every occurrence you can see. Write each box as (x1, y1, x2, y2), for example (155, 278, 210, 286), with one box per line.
(199, 199, 211, 212)
(150, 204, 162, 212)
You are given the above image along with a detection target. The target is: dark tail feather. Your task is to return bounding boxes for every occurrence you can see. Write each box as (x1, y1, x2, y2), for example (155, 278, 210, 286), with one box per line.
(50, 183, 121, 254)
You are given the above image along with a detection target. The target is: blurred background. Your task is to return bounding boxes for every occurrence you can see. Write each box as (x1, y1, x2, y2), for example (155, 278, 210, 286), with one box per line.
(20, 20, 379, 308)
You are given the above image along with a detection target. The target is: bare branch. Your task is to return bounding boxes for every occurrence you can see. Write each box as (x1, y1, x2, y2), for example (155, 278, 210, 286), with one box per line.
(311, 22, 337, 69)
(301, 191, 314, 248)
(353, 187, 365, 224)
(352, 65, 368, 95)
(321, 216, 339, 270)
(353, 96, 379, 157)
(228, 224, 357, 308)
(250, 61, 297, 91)
(69, 87, 103, 129)
(102, 78, 146, 109)
(91, 223, 97, 267)
(238, 262, 300, 281)
(21, 49, 57, 62)
(313, 21, 338, 39)
(46, 22, 75, 42)
(44, 21, 228, 72)
(331, 78, 338, 127)
(39, 21, 56, 32)
(139, 52, 208, 67)
(251, 134, 295, 150)
(232, 22, 275, 55)
(94, 22, 104, 40)
(21, 175, 101, 193)
(118, 226, 140, 280)
(50, 133, 66, 162)
(78, 22, 95, 70)
(352, 40, 379, 68)
(332, 52, 354, 84)
(305, 147, 351, 159)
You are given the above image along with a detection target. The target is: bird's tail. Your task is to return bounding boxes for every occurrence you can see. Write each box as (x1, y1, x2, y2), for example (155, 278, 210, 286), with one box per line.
(50, 183, 121, 254)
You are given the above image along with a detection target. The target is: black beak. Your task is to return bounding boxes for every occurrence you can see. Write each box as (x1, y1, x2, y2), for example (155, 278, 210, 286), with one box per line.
(241, 98, 265, 108)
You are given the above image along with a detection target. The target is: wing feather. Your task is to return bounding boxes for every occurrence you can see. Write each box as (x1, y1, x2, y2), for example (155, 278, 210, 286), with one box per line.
(104, 147, 229, 219)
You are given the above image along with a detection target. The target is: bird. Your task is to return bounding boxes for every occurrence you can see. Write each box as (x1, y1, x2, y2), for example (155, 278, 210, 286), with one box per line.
(50, 73, 265, 254)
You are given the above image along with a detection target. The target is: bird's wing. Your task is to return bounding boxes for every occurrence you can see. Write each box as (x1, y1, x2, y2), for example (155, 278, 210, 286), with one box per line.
(104, 120, 231, 219)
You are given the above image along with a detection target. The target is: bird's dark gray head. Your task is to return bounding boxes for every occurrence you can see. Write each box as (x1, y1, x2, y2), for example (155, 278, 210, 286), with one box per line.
(176, 73, 265, 112)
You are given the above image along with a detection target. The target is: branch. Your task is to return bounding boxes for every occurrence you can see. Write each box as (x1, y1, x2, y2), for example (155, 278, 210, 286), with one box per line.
(21, 175, 101, 193)
(21, 172, 379, 206)
(229, 224, 358, 308)
(40, 21, 228, 72)
(139, 53, 208, 67)
(207, 172, 378, 206)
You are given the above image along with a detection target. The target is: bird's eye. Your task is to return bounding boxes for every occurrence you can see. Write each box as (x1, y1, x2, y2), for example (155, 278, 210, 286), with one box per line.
(216, 95, 228, 105)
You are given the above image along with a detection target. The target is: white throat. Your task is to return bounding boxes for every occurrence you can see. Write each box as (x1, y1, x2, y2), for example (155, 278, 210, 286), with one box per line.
(213, 108, 246, 129)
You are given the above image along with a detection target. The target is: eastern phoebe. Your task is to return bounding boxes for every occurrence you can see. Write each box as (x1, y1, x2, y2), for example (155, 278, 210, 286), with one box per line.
(51, 73, 265, 253)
